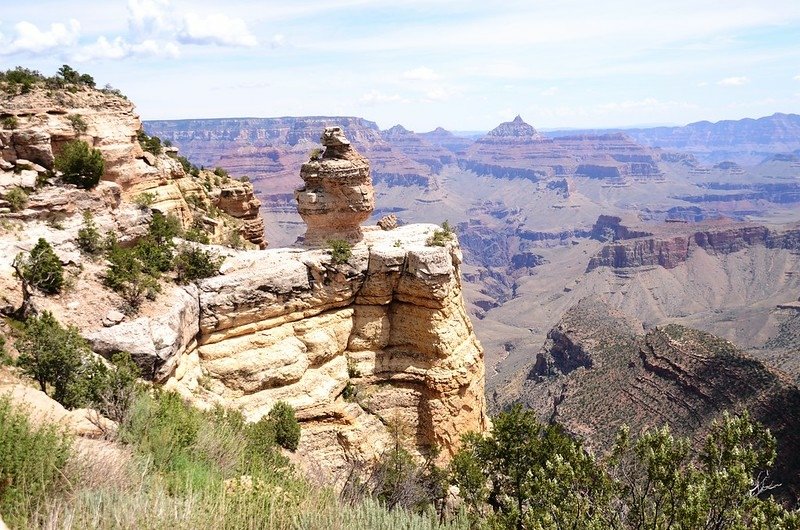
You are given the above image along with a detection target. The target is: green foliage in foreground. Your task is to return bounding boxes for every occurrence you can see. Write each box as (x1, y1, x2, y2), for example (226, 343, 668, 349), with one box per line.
(5, 186, 28, 212)
(1, 385, 465, 529)
(15, 312, 142, 413)
(266, 400, 301, 451)
(0, 397, 71, 527)
(328, 238, 352, 264)
(451, 405, 800, 529)
(427, 220, 455, 247)
(15, 238, 64, 294)
(76, 211, 102, 255)
(54, 140, 105, 189)
(173, 244, 223, 284)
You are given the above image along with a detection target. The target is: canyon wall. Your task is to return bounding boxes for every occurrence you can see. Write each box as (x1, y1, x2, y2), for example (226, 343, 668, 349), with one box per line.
(587, 223, 800, 270)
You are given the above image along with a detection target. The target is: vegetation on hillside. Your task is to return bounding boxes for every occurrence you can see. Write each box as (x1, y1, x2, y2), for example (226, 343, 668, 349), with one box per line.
(103, 212, 223, 313)
(54, 139, 105, 189)
(0, 65, 123, 97)
(451, 404, 799, 529)
(428, 220, 455, 247)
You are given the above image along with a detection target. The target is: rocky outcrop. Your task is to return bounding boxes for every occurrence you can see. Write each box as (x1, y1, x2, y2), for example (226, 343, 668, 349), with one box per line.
(295, 127, 375, 246)
(587, 223, 800, 270)
(462, 117, 662, 182)
(160, 224, 488, 477)
(519, 299, 800, 499)
(1, 88, 144, 187)
(626, 113, 800, 165)
(1, 86, 267, 248)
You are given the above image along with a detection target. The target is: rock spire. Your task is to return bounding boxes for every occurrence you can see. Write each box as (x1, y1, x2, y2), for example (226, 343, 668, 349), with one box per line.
(295, 127, 375, 246)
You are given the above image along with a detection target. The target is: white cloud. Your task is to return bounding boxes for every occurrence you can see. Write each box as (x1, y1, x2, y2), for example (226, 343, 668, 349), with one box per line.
(73, 35, 179, 61)
(402, 67, 441, 81)
(360, 90, 406, 105)
(128, 0, 172, 36)
(270, 34, 286, 49)
(422, 85, 457, 102)
(697, 81, 709, 87)
(540, 86, 559, 96)
(128, 0, 257, 48)
(0, 19, 80, 55)
(179, 12, 257, 47)
(794, 74, 800, 81)
(717, 76, 749, 86)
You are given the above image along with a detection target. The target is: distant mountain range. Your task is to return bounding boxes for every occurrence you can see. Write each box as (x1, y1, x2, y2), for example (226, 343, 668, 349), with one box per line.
(545, 113, 800, 164)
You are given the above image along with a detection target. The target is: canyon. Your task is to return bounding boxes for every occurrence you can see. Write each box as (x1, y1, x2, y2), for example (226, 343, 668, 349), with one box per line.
(146, 114, 800, 405)
(1, 85, 488, 481)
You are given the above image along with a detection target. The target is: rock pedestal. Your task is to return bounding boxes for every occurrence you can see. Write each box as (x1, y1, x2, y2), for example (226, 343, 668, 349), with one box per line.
(295, 127, 375, 246)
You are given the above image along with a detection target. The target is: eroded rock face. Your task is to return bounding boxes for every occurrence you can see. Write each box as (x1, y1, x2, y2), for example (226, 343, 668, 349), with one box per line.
(587, 223, 800, 270)
(1, 86, 267, 248)
(295, 127, 375, 246)
(163, 224, 488, 480)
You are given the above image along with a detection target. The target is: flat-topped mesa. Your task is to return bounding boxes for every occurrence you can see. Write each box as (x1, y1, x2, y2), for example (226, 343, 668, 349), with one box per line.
(295, 127, 375, 246)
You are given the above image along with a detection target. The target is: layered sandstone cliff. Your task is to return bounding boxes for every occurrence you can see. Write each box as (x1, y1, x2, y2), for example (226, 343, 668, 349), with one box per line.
(1, 110, 490, 480)
(0, 86, 265, 248)
(587, 222, 800, 270)
(295, 127, 375, 246)
(157, 222, 488, 476)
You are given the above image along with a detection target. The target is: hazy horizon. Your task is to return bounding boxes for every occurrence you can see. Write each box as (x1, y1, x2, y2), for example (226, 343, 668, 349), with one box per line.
(2, 0, 799, 131)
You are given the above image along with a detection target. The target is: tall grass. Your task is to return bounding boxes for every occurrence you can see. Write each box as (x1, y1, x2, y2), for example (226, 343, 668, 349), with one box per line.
(4, 390, 468, 529)
(0, 396, 71, 527)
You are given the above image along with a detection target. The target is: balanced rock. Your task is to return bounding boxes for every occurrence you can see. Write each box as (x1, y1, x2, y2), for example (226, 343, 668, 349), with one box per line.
(295, 127, 375, 246)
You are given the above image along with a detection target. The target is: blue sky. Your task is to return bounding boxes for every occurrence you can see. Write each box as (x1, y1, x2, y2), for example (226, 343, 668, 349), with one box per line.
(1, 0, 799, 131)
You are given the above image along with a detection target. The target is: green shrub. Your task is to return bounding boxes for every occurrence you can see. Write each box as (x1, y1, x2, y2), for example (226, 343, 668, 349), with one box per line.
(183, 225, 210, 244)
(226, 229, 244, 249)
(104, 243, 160, 313)
(77, 211, 102, 254)
(133, 192, 155, 208)
(17, 238, 63, 294)
(328, 239, 352, 264)
(67, 113, 87, 133)
(121, 391, 290, 495)
(173, 245, 223, 284)
(5, 186, 28, 212)
(0, 396, 71, 526)
(72, 352, 143, 424)
(427, 220, 454, 247)
(1, 116, 18, 129)
(15, 311, 90, 406)
(54, 140, 104, 189)
(0, 335, 9, 365)
(137, 130, 162, 155)
(213, 167, 229, 178)
(148, 211, 182, 243)
(268, 401, 301, 452)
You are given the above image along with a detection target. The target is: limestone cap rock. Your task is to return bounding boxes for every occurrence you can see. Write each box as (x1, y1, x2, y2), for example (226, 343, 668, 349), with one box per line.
(295, 127, 375, 246)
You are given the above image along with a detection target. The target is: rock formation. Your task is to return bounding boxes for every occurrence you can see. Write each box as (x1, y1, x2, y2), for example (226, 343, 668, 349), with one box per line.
(0, 86, 266, 248)
(53, 126, 489, 479)
(587, 222, 800, 270)
(520, 298, 800, 499)
(294, 127, 375, 246)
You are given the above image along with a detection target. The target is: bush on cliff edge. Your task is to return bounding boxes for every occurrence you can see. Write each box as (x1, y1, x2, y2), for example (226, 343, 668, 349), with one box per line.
(54, 140, 104, 189)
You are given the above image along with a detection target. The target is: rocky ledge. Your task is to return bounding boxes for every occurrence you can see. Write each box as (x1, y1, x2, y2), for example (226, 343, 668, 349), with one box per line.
(83, 223, 488, 479)
(587, 223, 800, 270)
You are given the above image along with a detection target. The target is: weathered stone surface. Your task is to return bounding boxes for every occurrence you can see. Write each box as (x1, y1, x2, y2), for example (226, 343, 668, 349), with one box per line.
(165, 224, 488, 479)
(1, 86, 267, 247)
(587, 223, 800, 270)
(85, 285, 200, 381)
(0, 383, 116, 438)
(377, 213, 397, 230)
(295, 127, 375, 246)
